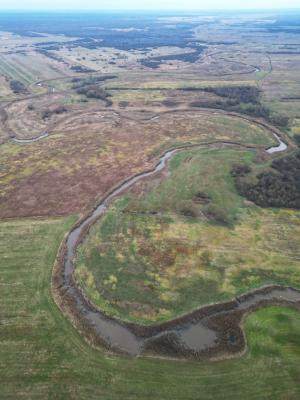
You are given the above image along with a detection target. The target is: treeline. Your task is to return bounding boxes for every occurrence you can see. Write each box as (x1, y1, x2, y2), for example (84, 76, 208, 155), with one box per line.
(233, 136, 300, 209)
(71, 75, 116, 87)
(37, 49, 95, 72)
(36, 48, 65, 63)
(35, 41, 61, 51)
(190, 85, 289, 128)
(70, 65, 96, 73)
(0, 13, 200, 50)
(27, 19, 201, 52)
(140, 47, 205, 69)
(203, 86, 260, 104)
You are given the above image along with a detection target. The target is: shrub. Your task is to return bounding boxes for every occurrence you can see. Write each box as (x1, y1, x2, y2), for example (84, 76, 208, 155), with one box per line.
(119, 101, 129, 108)
(41, 105, 67, 119)
(231, 164, 252, 177)
(206, 204, 228, 224)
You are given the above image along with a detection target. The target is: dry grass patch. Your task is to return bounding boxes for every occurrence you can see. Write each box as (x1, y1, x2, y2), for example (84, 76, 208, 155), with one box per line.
(0, 110, 273, 218)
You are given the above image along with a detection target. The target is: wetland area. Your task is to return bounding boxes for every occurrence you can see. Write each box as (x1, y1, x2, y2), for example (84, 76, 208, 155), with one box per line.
(1, 9, 300, 399)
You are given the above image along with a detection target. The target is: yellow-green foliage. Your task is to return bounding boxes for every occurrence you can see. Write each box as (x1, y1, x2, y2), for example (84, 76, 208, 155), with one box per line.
(113, 80, 257, 90)
(111, 89, 166, 102)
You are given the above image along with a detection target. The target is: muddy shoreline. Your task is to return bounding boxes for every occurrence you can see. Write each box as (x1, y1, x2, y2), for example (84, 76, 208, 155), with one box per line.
(51, 134, 298, 361)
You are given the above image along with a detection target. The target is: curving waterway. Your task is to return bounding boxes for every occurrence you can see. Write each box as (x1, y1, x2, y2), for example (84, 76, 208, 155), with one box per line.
(266, 133, 287, 154)
(4, 84, 292, 358)
(11, 132, 49, 144)
(52, 129, 299, 360)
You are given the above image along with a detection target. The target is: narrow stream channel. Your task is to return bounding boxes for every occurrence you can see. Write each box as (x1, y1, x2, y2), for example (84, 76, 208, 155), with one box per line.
(8, 108, 294, 358)
(266, 133, 287, 154)
(11, 132, 49, 144)
(57, 131, 298, 359)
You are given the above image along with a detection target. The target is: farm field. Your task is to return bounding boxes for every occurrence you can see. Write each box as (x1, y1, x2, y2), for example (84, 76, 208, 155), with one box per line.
(0, 217, 300, 399)
(0, 52, 67, 85)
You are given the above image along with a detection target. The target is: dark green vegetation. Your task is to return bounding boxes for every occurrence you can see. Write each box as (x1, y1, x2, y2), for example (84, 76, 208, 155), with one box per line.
(1, 10, 300, 398)
(0, 13, 205, 51)
(9, 79, 28, 94)
(76, 148, 300, 324)
(72, 75, 114, 103)
(71, 75, 117, 86)
(1, 217, 300, 399)
(70, 65, 95, 73)
(191, 85, 289, 128)
(234, 144, 300, 209)
(41, 104, 67, 120)
(140, 48, 205, 68)
(204, 86, 261, 104)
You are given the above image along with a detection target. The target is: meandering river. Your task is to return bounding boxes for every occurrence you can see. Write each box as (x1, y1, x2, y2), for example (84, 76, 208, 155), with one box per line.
(7, 106, 293, 359)
(54, 130, 296, 359)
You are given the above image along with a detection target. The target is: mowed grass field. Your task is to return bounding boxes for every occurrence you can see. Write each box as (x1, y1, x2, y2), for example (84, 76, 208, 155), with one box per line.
(0, 52, 66, 85)
(76, 148, 300, 323)
(0, 217, 300, 399)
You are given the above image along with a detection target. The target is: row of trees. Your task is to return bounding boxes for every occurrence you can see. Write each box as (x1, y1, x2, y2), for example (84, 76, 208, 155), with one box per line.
(190, 85, 289, 129)
(140, 47, 204, 69)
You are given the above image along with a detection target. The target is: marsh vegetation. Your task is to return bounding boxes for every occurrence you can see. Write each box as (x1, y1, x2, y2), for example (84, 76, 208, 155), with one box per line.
(1, 9, 300, 397)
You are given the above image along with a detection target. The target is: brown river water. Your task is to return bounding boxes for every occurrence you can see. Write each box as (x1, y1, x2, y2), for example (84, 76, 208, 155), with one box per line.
(58, 136, 298, 359)
(11, 116, 295, 359)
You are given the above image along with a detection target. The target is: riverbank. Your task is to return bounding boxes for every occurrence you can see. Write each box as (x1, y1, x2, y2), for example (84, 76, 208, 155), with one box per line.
(52, 136, 297, 360)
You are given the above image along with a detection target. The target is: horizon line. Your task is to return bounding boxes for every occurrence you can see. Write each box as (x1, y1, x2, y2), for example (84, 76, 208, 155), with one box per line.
(0, 8, 300, 12)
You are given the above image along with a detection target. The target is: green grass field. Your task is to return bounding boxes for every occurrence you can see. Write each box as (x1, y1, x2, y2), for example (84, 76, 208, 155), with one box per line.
(0, 52, 65, 85)
(76, 148, 300, 323)
(0, 217, 300, 398)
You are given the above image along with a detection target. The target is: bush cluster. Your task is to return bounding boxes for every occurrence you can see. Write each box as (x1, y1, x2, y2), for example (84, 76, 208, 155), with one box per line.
(10, 80, 27, 94)
(42, 105, 67, 120)
(233, 146, 300, 209)
(190, 85, 289, 129)
(72, 76, 115, 105)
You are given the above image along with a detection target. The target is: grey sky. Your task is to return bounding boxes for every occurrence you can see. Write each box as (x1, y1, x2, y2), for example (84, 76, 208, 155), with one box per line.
(1, 0, 300, 11)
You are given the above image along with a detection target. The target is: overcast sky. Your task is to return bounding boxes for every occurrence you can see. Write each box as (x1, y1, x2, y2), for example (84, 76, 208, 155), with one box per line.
(1, 0, 300, 11)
